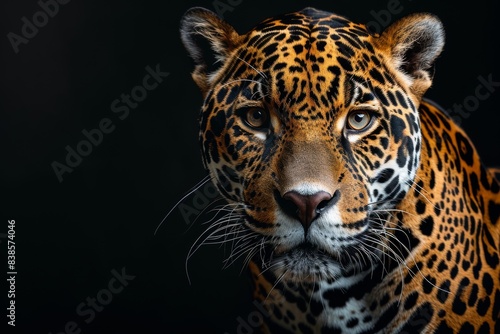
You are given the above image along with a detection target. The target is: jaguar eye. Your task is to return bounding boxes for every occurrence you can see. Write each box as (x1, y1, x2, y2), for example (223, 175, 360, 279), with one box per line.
(347, 110, 372, 131)
(242, 107, 269, 130)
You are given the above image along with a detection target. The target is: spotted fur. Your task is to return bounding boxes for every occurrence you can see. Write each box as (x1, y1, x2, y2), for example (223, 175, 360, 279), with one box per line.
(181, 7, 500, 333)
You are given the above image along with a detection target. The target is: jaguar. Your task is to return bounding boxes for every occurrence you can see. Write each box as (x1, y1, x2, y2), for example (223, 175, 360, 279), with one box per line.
(179, 6, 500, 333)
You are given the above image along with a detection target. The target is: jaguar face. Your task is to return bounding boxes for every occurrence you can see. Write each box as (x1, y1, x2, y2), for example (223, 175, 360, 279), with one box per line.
(181, 8, 443, 282)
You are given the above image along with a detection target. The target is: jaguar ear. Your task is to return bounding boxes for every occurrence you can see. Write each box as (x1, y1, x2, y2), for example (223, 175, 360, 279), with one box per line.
(376, 13, 445, 98)
(180, 7, 242, 94)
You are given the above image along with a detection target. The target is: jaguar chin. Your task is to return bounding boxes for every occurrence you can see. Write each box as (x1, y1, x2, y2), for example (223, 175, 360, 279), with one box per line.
(256, 211, 389, 284)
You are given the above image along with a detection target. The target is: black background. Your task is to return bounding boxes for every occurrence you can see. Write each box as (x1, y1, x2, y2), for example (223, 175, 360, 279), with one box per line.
(1, 1, 499, 333)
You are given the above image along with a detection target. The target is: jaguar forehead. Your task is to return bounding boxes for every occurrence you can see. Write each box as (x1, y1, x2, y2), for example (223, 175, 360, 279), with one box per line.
(223, 12, 376, 116)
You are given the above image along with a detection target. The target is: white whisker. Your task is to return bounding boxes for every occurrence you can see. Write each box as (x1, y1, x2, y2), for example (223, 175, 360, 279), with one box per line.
(154, 175, 212, 235)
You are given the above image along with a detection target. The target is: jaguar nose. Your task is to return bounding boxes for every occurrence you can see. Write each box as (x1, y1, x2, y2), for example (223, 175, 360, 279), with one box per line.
(281, 190, 334, 232)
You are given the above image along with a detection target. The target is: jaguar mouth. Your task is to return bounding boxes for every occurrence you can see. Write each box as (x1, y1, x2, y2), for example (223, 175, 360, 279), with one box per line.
(267, 237, 379, 282)
(275, 241, 346, 264)
(244, 212, 382, 281)
(277, 241, 327, 257)
(265, 242, 342, 282)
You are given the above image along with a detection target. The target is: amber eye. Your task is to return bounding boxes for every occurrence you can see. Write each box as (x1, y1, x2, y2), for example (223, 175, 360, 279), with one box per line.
(242, 107, 269, 130)
(347, 110, 372, 131)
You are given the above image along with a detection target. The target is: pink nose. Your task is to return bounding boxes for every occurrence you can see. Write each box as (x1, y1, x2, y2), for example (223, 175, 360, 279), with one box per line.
(282, 191, 333, 231)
